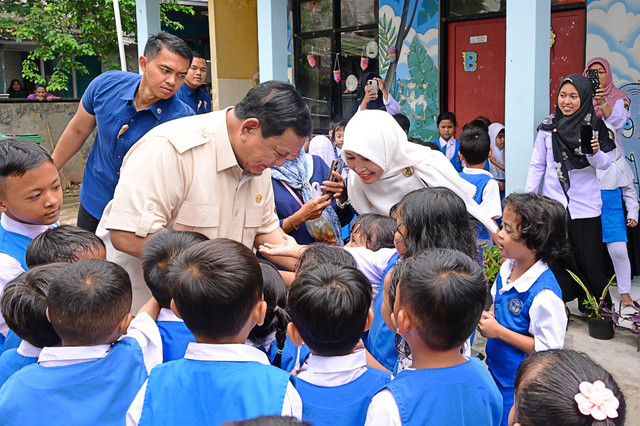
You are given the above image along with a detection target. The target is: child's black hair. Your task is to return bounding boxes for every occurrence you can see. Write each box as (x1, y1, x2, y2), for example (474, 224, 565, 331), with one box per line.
(459, 127, 490, 166)
(141, 230, 209, 309)
(1, 263, 67, 348)
(393, 248, 487, 351)
(393, 114, 410, 133)
(47, 259, 132, 345)
(287, 264, 371, 356)
(329, 117, 348, 140)
(26, 225, 106, 268)
(462, 118, 489, 134)
(396, 187, 476, 259)
(437, 111, 457, 127)
(248, 261, 290, 367)
(168, 239, 263, 340)
(503, 193, 569, 264)
(350, 213, 396, 251)
(222, 416, 311, 426)
(514, 349, 625, 426)
(295, 244, 357, 274)
(0, 138, 54, 194)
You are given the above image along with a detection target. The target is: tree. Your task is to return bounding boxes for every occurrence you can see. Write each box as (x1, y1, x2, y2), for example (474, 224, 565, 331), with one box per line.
(0, 0, 194, 91)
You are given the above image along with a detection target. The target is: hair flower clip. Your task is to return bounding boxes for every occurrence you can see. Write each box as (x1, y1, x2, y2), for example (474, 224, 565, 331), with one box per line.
(574, 380, 619, 420)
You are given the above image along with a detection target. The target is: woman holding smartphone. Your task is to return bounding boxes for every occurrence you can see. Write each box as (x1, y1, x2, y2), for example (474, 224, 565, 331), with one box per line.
(347, 72, 401, 119)
(585, 57, 637, 306)
(526, 74, 615, 309)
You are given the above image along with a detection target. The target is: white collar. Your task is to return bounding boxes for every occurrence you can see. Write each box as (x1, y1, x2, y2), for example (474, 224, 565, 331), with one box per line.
(184, 342, 270, 365)
(157, 307, 183, 322)
(462, 167, 492, 176)
(302, 350, 366, 374)
(498, 259, 549, 295)
(17, 340, 42, 358)
(439, 136, 455, 148)
(0, 213, 56, 239)
(38, 344, 112, 367)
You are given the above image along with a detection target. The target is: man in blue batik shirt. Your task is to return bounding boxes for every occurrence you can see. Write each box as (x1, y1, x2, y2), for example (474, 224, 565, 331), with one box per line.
(52, 31, 194, 233)
(175, 51, 211, 115)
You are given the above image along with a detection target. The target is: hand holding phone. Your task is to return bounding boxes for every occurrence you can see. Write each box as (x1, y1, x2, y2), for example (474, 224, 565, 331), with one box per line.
(580, 124, 594, 155)
(367, 79, 379, 99)
(585, 69, 600, 97)
(327, 158, 344, 182)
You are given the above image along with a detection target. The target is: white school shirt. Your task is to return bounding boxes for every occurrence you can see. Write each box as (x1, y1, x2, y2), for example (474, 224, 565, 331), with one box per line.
(126, 342, 303, 425)
(0, 214, 56, 337)
(344, 247, 397, 306)
(157, 307, 182, 323)
(525, 130, 611, 219)
(461, 167, 502, 219)
(297, 350, 368, 387)
(491, 259, 567, 352)
(438, 137, 457, 161)
(17, 340, 42, 358)
(38, 313, 162, 373)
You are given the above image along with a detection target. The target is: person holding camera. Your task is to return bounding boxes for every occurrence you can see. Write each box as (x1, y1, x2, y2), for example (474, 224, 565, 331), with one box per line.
(585, 57, 637, 306)
(526, 74, 615, 310)
(347, 72, 401, 119)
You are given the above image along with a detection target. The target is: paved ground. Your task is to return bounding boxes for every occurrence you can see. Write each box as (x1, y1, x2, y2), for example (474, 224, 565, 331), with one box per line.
(59, 199, 640, 423)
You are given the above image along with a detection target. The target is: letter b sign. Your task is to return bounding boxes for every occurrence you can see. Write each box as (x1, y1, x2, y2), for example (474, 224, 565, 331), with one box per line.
(463, 52, 477, 72)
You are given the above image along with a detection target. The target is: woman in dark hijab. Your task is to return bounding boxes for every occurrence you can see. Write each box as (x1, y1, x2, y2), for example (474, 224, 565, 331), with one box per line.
(346, 72, 401, 119)
(7, 79, 27, 98)
(526, 73, 615, 307)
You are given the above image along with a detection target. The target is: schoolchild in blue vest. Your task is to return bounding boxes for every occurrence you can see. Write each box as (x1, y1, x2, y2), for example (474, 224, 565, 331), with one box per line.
(477, 193, 569, 426)
(458, 127, 502, 250)
(175, 51, 212, 115)
(25, 224, 107, 269)
(287, 264, 391, 426)
(0, 138, 62, 347)
(434, 112, 462, 172)
(141, 230, 208, 362)
(365, 249, 503, 426)
(128, 239, 302, 425)
(0, 259, 163, 425)
(0, 263, 66, 386)
(247, 261, 310, 372)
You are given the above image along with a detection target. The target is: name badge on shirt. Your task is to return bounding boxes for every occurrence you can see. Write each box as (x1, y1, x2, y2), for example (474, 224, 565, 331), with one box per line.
(508, 298, 524, 316)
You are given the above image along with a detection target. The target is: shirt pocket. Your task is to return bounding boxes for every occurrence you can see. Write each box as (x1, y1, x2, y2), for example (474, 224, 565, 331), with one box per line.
(175, 202, 220, 229)
(242, 206, 264, 244)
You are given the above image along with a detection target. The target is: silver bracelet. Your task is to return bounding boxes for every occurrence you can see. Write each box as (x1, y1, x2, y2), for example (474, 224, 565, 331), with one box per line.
(336, 199, 350, 209)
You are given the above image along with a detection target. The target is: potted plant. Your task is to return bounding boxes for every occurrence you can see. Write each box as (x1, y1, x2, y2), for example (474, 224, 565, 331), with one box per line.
(604, 300, 640, 351)
(567, 270, 616, 340)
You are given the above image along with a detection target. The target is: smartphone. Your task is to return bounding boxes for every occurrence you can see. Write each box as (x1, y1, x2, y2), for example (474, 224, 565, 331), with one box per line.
(585, 69, 600, 97)
(580, 124, 594, 155)
(327, 158, 345, 182)
(367, 79, 379, 99)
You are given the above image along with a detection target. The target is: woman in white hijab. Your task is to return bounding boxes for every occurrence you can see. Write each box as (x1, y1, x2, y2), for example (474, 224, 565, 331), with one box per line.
(341, 110, 498, 233)
(488, 123, 505, 194)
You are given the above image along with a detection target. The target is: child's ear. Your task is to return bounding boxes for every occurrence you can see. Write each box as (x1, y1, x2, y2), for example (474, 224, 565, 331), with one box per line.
(287, 322, 303, 346)
(458, 152, 466, 163)
(118, 313, 133, 335)
(170, 299, 182, 319)
(363, 308, 374, 332)
(0, 199, 7, 213)
(395, 309, 411, 335)
(46, 307, 51, 323)
(252, 300, 267, 327)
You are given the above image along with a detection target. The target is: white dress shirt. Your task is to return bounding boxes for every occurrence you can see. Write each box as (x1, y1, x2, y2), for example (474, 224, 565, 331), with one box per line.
(438, 137, 457, 161)
(297, 350, 368, 386)
(461, 167, 503, 219)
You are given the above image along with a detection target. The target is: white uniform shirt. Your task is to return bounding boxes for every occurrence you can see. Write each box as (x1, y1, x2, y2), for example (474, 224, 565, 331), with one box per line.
(438, 137, 457, 161)
(461, 167, 502, 219)
(297, 350, 368, 386)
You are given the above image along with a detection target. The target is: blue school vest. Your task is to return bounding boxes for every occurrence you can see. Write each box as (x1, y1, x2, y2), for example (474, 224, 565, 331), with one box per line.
(0, 337, 147, 425)
(384, 358, 503, 426)
(486, 268, 562, 387)
(459, 171, 492, 240)
(297, 367, 391, 426)
(1, 331, 22, 354)
(267, 336, 310, 372)
(157, 320, 195, 362)
(138, 359, 293, 425)
(0, 348, 38, 387)
(0, 222, 32, 271)
(437, 139, 462, 172)
(363, 252, 400, 371)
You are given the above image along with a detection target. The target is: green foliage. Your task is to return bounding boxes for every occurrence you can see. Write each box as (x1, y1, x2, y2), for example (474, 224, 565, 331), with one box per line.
(417, 0, 438, 27)
(568, 269, 616, 319)
(482, 245, 504, 285)
(0, 0, 193, 92)
(378, 13, 398, 77)
(404, 35, 438, 141)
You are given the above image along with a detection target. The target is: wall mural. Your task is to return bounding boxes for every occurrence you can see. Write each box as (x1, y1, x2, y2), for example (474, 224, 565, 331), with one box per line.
(587, 0, 640, 197)
(379, 0, 439, 142)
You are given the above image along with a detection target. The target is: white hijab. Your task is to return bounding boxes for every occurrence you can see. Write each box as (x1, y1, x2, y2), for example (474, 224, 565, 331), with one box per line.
(342, 110, 498, 233)
(488, 123, 505, 180)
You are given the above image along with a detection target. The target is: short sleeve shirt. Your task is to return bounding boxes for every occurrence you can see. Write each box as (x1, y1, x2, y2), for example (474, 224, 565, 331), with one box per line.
(175, 83, 212, 114)
(102, 109, 279, 248)
(80, 70, 194, 219)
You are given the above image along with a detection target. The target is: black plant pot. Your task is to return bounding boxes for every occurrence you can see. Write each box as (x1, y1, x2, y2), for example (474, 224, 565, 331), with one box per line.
(587, 316, 615, 340)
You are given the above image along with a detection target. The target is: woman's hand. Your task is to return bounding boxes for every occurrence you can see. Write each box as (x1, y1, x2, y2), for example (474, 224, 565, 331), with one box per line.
(258, 233, 304, 258)
(627, 219, 637, 227)
(591, 137, 600, 154)
(296, 193, 332, 222)
(322, 172, 347, 204)
(594, 88, 606, 107)
(375, 77, 389, 101)
(360, 85, 377, 110)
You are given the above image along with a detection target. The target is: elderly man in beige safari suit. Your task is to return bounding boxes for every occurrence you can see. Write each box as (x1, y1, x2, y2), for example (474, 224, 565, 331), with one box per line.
(97, 81, 314, 310)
